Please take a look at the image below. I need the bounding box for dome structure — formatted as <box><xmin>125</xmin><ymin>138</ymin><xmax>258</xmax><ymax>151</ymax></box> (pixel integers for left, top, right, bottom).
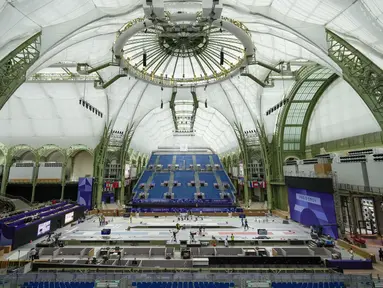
<box><xmin>0</xmin><ymin>0</ymin><xmax>382</xmax><ymax>155</ymax></box>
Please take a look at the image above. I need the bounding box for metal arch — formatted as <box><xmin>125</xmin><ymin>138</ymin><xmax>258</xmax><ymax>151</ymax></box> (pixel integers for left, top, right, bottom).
<box><xmin>67</xmin><ymin>145</ymin><xmax>94</xmax><ymax>158</ymax></box>
<box><xmin>37</xmin><ymin>144</ymin><xmax>65</xmax><ymax>158</ymax></box>
<box><xmin>281</xmin><ymin>67</ymin><xmax>337</xmax><ymax>156</ymax></box>
<box><xmin>0</xmin><ymin>32</ymin><xmax>41</xmax><ymax>110</ymax></box>
<box><xmin>299</xmin><ymin>74</ymin><xmax>339</xmax><ymax>154</ymax></box>
<box><xmin>326</xmin><ymin>30</ymin><xmax>383</xmax><ymax>130</ymax></box>
<box><xmin>276</xmin><ymin>64</ymin><xmax>321</xmax><ymax>154</ymax></box>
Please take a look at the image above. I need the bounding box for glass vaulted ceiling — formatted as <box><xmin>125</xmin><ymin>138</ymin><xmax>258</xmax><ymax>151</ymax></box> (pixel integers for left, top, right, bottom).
<box><xmin>0</xmin><ymin>0</ymin><xmax>382</xmax><ymax>154</ymax></box>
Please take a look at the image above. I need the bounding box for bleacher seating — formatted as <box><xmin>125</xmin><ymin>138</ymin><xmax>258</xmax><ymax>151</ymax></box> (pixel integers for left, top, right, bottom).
<box><xmin>173</xmin><ymin>171</ymin><xmax>196</xmax><ymax>199</ymax></box>
<box><xmin>132</xmin><ymin>282</ymin><xmax>235</xmax><ymax>288</ymax></box>
<box><xmin>159</xmin><ymin>155</ymin><xmax>173</xmax><ymax>167</ymax></box>
<box><xmin>212</xmin><ymin>154</ymin><xmax>220</xmax><ymax>165</ymax></box>
<box><xmin>148</xmin><ymin>173</ymin><xmax>170</xmax><ymax>198</ymax></box>
<box><xmin>271</xmin><ymin>283</ymin><xmax>344</xmax><ymax>288</ymax></box>
<box><xmin>23</xmin><ymin>282</ymin><xmax>95</xmax><ymax>288</ymax></box>
<box><xmin>195</xmin><ymin>154</ymin><xmax>210</xmax><ymax>167</ymax></box>
<box><xmin>175</xmin><ymin>154</ymin><xmax>193</xmax><ymax>168</ymax></box>
<box><xmin>199</xmin><ymin>172</ymin><xmax>220</xmax><ymax>199</ymax></box>
<box><xmin>135</xmin><ymin>171</ymin><xmax>153</xmax><ymax>189</ymax></box>
<box><xmin>148</xmin><ymin>155</ymin><xmax>157</xmax><ymax>166</ymax></box>
<box><xmin>216</xmin><ymin>170</ymin><xmax>235</xmax><ymax>191</ymax></box>
<box><xmin>133</xmin><ymin>153</ymin><xmax>235</xmax><ymax>210</ymax></box>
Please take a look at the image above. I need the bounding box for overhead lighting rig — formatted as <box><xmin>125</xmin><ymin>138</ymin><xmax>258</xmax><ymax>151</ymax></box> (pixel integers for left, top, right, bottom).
<box><xmin>77</xmin><ymin>63</ymin><xmax>127</xmax><ymax>89</ymax></box>
<box><xmin>79</xmin><ymin>99</ymin><xmax>103</xmax><ymax>118</ymax></box>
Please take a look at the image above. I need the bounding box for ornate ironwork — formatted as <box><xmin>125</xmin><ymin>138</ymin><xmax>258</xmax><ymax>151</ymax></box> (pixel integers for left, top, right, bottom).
<box><xmin>118</xmin><ymin>17</ymin><xmax>248</xmax><ymax>87</ymax></box>
<box><xmin>0</xmin><ymin>32</ymin><xmax>41</xmax><ymax>110</ymax></box>
<box><xmin>327</xmin><ymin>30</ymin><xmax>383</xmax><ymax>129</ymax></box>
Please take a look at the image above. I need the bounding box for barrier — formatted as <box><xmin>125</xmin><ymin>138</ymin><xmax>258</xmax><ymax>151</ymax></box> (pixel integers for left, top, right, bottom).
<box><xmin>325</xmin><ymin>259</ymin><xmax>373</xmax><ymax>270</ymax></box>
<box><xmin>336</xmin><ymin>240</ymin><xmax>376</xmax><ymax>263</ymax></box>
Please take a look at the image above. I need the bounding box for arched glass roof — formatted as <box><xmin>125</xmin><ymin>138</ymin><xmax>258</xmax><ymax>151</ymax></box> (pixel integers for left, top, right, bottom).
<box><xmin>0</xmin><ymin>0</ymin><xmax>382</xmax><ymax>154</ymax></box>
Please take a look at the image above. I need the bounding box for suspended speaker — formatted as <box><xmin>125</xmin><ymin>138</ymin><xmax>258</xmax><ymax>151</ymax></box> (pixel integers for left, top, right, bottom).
<box><xmin>143</xmin><ymin>53</ymin><xmax>147</xmax><ymax>67</ymax></box>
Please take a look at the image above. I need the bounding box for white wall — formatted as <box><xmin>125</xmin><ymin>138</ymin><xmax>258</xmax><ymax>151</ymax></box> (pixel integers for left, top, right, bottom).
<box><xmin>307</xmin><ymin>78</ymin><xmax>381</xmax><ymax>145</ymax></box>
<box><xmin>71</xmin><ymin>151</ymin><xmax>93</xmax><ymax>180</ymax></box>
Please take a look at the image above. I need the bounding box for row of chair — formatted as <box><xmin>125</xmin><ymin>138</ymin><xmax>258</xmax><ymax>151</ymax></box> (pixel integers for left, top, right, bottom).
<box><xmin>23</xmin><ymin>282</ymin><xmax>95</xmax><ymax>288</ymax></box>
<box><xmin>132</xmin><ymin>282</ymin><xmax>235</xmax><ymax>288</ymax></box>
<box><xmin>271</xmin><ymin>282</ymin><xmax>345</xmax><ymax>288</ymax></box>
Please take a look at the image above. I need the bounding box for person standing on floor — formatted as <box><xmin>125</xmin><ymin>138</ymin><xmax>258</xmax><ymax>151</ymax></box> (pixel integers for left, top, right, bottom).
<box><xmin>379</xmin><ymin>248</ymin><xmax>383</xmax><ymax>261</ymax></box>
<box><xmin>244</xmin><ymin>218</ymin><xmax>249</xmax><ymax>230</ymax></box>
<box><xmin>349</xmin><ymin>248</ymin><xmax>354</xmax><ymax>260</ymax></box>
<box><xmin>224</xmin><ymin>236</ymin><xmax>229</xmax><ymax>247</ymax></box>
<box><xmin>231</xmin><ymin>233</ymin><xmax>235</xmax><ymax>246</ymax></box>
<box><xmin>130</xmin><ymin>214</ymin><xmax>133</xmax><ymax>224</ymax></box>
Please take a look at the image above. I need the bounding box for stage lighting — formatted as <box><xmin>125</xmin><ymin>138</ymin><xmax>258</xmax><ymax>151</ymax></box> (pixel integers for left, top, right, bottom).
<box><xmin>143</xmin><ymin>52</ymin><xmax>147</xmax><ymax>67</ymax></box>
<box><xmin>220</xmin><ymin>49</ymin><xmax>224</xmax><ymax>65</ymax></box>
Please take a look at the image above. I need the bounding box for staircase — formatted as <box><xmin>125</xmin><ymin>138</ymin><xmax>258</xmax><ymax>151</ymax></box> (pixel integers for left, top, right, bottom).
<box><xmin>308</xmin><ymin>240</ymin><xmax>317</xmax><ymax>248</ymax></box>
<box><xmin>155</xmin><ymin>155</ymin><xmax>160</xmax><ymax>166</ymax></box>
<box><xmin>192</xmin><ymin>155</ymin><xmax>197</xmax><ymax>169</ymax></box>
<box><xmin>145</xmin><ymin>172</ymin><xmax>155</xmax><ymax>197</ymax></box>
<box><xmin>209</xmin><ymin>155</ymin><xmax>215</xmax><ymax>169</ymax></box>
<box><xmin>194</xmin><ymin>171</ymin><xmax>201</xmax><ymax>194</ymax></box>
<box><xmin>172</xmin><ymin>155</ymin><xmax>176</xmax><ymax>168</ymax></box>
<box><xmin>169</xmin><ymin>171</ymin><xmax>175</xmax><ymax>194</ymax></box>
<box><xmin>213</xmin><ymin>171</ymin><xmax>225</xmax><ymax>193</ymax></box>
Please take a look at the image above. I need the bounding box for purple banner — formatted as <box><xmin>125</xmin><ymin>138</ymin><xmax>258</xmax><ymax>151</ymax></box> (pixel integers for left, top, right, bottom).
<box><xmin>77</xmin><ymin>177</ymin><xmax>93</xmax><ymax>210</ymax></box>
<box><xmin>288</xmin><ymin>187</ymin><xmax>338</xmax><ymax>239</ymax></box>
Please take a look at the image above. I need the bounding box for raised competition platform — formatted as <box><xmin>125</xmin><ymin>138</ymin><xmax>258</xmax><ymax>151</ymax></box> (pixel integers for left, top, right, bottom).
<box><xmin>59</xmin><ymin>215</ymin><xmax>312</xmax><ymax>246</ymax></box>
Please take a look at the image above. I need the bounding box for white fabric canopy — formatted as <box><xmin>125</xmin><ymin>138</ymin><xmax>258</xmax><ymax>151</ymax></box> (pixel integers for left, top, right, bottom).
<box><xmin>0</xmin><ymin>0</ymin><xmax>382</xmax><ymax>154</ymax></box>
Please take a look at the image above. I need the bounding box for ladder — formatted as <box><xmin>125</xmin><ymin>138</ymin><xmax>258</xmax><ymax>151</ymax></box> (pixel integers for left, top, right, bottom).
<box><xmin>194</xmin><ymin>171</ymin><xmax>200</xmax><ymax>194</ymax></box>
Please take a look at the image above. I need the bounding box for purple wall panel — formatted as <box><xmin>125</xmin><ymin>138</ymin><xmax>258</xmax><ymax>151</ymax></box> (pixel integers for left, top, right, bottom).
<box><xmin>77</xmin><ymin>177</ymin><xmax>93</xmax><ymax>210</ymax></box>
<box><xmin>288</xmin><ymin>187</ymin><xmax>338</xmax><ymax>239</ymax></box>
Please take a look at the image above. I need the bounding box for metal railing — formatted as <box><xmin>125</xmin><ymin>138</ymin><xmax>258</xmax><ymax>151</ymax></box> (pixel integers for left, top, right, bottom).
<box><xmin>0</xmin><ymin>272</ymin><xmax>374</xmax><ymax>288</ymax></box>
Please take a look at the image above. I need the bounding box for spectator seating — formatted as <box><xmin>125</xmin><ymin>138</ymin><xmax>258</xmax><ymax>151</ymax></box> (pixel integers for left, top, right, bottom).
<box><xmin>132</xmin><ymin>282</ymin><xmax>235</xmax><ymax>288</ymax></box>
<box><xmin>271</xmin><ymin>283</ymin><xmax>344</xmax><ymax>288</ymax></box>
<box><xmin>199</xmin><ymin>172</ymin><xmax>221</xmax><ymax>199</ymax></box>
<box><xmin>173</xmin><ymin>171</ymin><xmax>196</xmax><ymax>199</ymax></box>
<box><xmin>195</xmin><ymin>154</ymin><xmax>210</xmax><ymax>167</ymax></box>
<box><xmin>136</xmin><ymin>171</ymin><xmax>153</xmax><ymax>187</ymax></box>
<box><xmin>212</xmin><ymin>154</ymin><xmax>220</xmax><ymax>165</ymax></box>
<box><xmin>175</xmin><ymin>154</ymin><xmax>194</xmax><ymax>168</ymax></box>
<box><xmin>216</xmin><ymin>171</ymin><xmax>235</xmax><ymax>191</ymax></box>
<box><xmin>148</xmin><ymin>173</ymin><xmax>170</xmax><ymax>198</ymax></box>
<box><xmin>159</xmin><ymin>155</ymin><xmax>173</xmax><ymax>167</ymax></box>
<box><xmin>23</xmin><ymin>282</ymin><xmax>95</xmax><ymax>288</ymax></box>
<box><xmin>148</xmin><ymin>155</ymin><xmax>157</xmax><ymax>166</ymax></box>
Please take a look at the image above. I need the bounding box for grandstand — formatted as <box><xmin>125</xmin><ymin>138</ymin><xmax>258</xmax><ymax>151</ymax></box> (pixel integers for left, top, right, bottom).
<box><xmin>132</xmin><ymin>153</ymin><xmax>235</xmax><ymax>211</ymax></box>
<box><xmin>1</xmin><ymin>0</ymin><xmax>383</xmax><ymax>286</ymax></box>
